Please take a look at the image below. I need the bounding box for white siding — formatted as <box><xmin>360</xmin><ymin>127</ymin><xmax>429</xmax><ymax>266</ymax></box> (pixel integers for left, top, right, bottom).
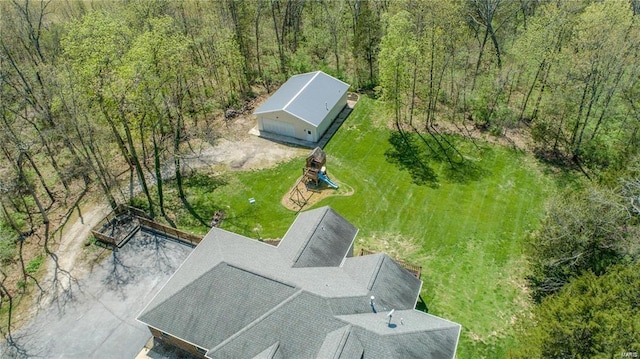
<box><xmin>261</xmin><ymin>118</ymin><xmax>296</xmax><ymax>138</ymax></box>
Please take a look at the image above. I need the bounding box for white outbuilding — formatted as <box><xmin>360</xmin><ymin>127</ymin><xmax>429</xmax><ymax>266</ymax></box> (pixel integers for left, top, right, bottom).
<box><xmin>254</xmin><ymin>71</ymin><xmax>350</xmax><ymax>143</ymax></box>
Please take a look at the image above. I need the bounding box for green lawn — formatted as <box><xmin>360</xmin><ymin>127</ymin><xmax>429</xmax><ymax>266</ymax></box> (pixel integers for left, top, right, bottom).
<box><xmin>169</xmin><ymin>95</ymin><xmax>552</xmax><ymax>357</ymax></box>
<box><xmin>320</xmin><ymin>98</ymin><xmax>551</xmax><ymax>357</ymax></box>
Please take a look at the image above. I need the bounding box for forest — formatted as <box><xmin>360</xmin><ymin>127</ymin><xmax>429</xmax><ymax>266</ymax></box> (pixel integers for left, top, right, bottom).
<box><xmin>1</xmin><ymin>0</ymin><xmax>640</xmax><ymax>357</ymax></box>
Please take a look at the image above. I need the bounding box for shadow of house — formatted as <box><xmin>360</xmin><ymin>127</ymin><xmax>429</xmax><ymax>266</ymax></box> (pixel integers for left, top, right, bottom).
<box><xmin>137</xmin><ymin>206</ymin><xmax>461</xmax><ymax>359</ymax></box>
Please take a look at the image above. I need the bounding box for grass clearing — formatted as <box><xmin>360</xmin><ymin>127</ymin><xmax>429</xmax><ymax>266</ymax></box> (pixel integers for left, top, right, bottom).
<box><xmin>319</xmin><ymin>97</ymin><xmax>551</xmax><ymax>357</ymax></box>
<box><xmin>160</xmin><ymin>95</ymin><xmax>552</xmax><ymax>357</ymax></box>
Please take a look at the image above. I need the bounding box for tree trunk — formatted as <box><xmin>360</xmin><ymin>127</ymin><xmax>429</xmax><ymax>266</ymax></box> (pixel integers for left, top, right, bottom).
<box><xmin>116</xmin><ymin>102</ymin><xmax>155</xmax><ymax>218</ymax></box>
<box><xmin>519</xmin><ymin>59</ymin><xmax>545</xmax><ymax>121</ymax></box>
<box><xmin>152</xmin><ymin>122</ymin><xmax>176</xmax><ymax>227</ymax></box>
<box><xmin>271</xmin><ymin>0</ymin><xmax>287</xmax><ymax>76</ymax></box>
<box><xmin>487</xmin><ymin>21</ymin><xmax>502</xmax><ymax>68</ymax></box>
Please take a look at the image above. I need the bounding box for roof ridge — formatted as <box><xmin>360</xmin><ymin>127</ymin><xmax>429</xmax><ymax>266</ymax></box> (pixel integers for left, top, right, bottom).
<box><xmin>225</xmin><ymin>263</ymin><xmax>297</xmax><ymax>289</ymax></box>
<box><xmin>289</xmin><ymin>206</ymin><xmax>329</xmax><ymax>266</ymax></box>
<box><xmin>137</xmin><ymin>231</ymin><xmax>229</xmax><ymax>320</ymax></box>
<box><xmin>331</xmin><ymin>325</ymin><xmax>353</xmax><ymax>359</ymax></box>
<box><xmin>136</xmin><ymin>262</ymin><xmax>230</xmax><ymax>345</ymax></box>
<box><xmin>281</xmin><ymin>71</ymin><xmax>321</xmax><ymax>111</ymax></box>
<box><xmin>208</xmin><ymin>290</ymin><xmax>305</xmax><ymax>355</ymax></box>
<box><xmin>368</xmin><ymin>322</ymin><xmax>462</xmax><ymax>337</ymax></box>
<box><xmin>365</xmin><ymin>254</ymin><xmax>385</xmax><ymax>290</ymax></box>
<box><xmin>137</xmin><ymin>255</ymin><xmax>226</xmax><ymax>317</ymax></box>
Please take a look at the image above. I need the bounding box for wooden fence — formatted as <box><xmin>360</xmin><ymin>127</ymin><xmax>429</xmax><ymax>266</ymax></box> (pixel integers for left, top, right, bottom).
<box><xmin>91</xmin><ymin>204</ymin><xmax>202</xmax><ymax>248</ymax></box>
<box><xmin>114</xmin><ymin>204</ymin><xmax>151</xmax><ymax>219</ymax></box>
<box><xmin>138</xmin><ymin>217</ymin><xmax>203</xmax><ymax>247</ymax></box>
<box><xmin>92</xmin><ymin>231</ymin><xmax>117</xmax><ymax>247</ymax></box>
<box><xmin>359</xmin><ymin>248</ymin><xmax>422</xmax><ymax>279</ymax></box>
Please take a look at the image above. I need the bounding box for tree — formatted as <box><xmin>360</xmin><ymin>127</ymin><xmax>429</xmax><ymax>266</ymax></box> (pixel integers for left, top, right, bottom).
<box><xmin>517</xmin><ymin>1</ymin><xmax>640</xmax><ymax>171</ymax></box>
<box><xmin>466</xmin><ymin>0</ymin><xmax>517</xmax><ymax>83</ymax></box>
<box><xmin>526</xmin><ymin>186</ymin><xmax>639</xmax><ymax>302</ymax></box>
<box><xmin>566</xmin><ymin>1</ymin><xmax>637</xmax><ymax>164</ymax></box>
<box><xmin>378</xmin><ymin>10</ymin><xmax>419</xmax><ymax>126</ymax></box>
<box><xmin>0</xmin><ymin>0</ymin><xmax>86</xmax><ymax>195</ymax></box>
<box><xmin>121</xmin><ymin>14</ymin><xmax>208</xmax><ymax>226</ymax></box>
<box><xmin>225</xmin><ymin>0</ymin><xmax>254</xmax><ymax>92</ymax></box>
<box><xmin>62</xmin><ymin>10</ymin><xmax>159</xmax><ymax>216</ymax></box>
<box><xmin>513</xmin><ymin>263</ymin><xmax>640</xmax><ymax>358</ymax></box>
<box><xmin>351</xmin><ymin>0</ymin><xmax>381</xmax><ymax>89</ymax></box>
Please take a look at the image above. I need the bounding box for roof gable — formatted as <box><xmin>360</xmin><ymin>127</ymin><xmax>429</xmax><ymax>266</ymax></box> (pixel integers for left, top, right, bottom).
<box><xmin>316</xmin><ymin>325</ymin><xmax>364</xmax><ymax>359</ymax></box>
<box><xmin>253</xmin><ymin>72</ymin><xmax>317</xmax><ymax>114</ymax></box>
<box><xmin>342</xmin><ymin>253</ymin><xmax>422</xmax><ymax>310</ymax></box>
<box><xmin>337</xmin><ymin>310</ymin><xmax>461</xmax><ymax>359</ymax></box>
<box><xmin>138</xmin><ymin>263</ymin><xmax>297</xmax><ymax>349</ymax></box>
<box><xmin>252</xmin><ymin>342</ymin><xmax>283</xmax><ymax>359</ymax></box>
<box><xmin>254</xmin><ymin>71</ymin><xmax>349</xmax><ymax>127</ymax></box>
<box><xmin>278</xmin><ymin>206</ymin><xmax>358</xmax><ymax>268</ymax></box>
<box><xmin>208</xmin><ymin>292</ymin><xmax>346</xmax><ymax>359</ymax></box>
<box><xmin>368</xmin><ymin>255</ymin><xmax>422</xmax><ymax>309</ymax></box>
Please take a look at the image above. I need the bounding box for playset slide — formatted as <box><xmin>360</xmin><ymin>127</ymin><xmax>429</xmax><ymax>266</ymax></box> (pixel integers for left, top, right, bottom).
<box><xmin>317</xmin><ymin>172</ymin><xmax>339</xmax><ymax>189</ymax></box>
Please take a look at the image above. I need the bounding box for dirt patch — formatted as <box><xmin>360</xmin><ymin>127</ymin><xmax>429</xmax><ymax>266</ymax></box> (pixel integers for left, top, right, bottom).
<box><xmin>184</xmin><ymin>136</ymin><xmax>307</xmax><ymax>173</ymax></box>
<box><xmin>184</xmin><ymin>97</ymin><xmax>308</xmax><ymax>173</ymax></box>
<box><xmin>383</xmin><ymin>114</ymin><xmax>532</xmax><ymax>154</ymax></box>
<box><xmin>356</xmin><ymin>232</ymin><xmax>423</xmax><ymax>260</ymax></box>
<box><xmin>281</xmin><ymin>174</ymin><xmax>354</xmax><ymax>212</ymax></box>
<box><xmin>431</xmin><ymin>119</ymin><xmax>532</xmax><ymax>152</ymax></box>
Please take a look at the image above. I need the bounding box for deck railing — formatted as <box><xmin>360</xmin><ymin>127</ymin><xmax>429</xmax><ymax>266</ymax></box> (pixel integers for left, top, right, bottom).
<box><xmin>359</xmin><ymin>248</ymin><xmax>422</xmax><ymax>279</ymax></box>
<box><xmin>92</xmin><ymin>205</ymin><xmax>202</xmax><ymax>248</ymax></box>
<box><xmin>137</xmin><ymin>217</ymin><xmax>203</xmax><ymax>247</ymax></box>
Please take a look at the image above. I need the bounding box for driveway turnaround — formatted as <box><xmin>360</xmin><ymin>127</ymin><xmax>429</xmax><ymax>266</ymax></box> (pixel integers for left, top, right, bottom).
<box><xmin>2</xmin><ymin>231</ymin><xmax>193</xmax><ymax>359</ymax></box>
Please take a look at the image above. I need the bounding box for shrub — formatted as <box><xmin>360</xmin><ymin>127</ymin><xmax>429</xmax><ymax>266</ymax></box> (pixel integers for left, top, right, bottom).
<box><xmin>0</xmin><ymin>226</ymin><xmax>17</xmax><ymax>265</ymax></box>
<box><xmin>26</xmin><ymin>254</ymin><xmax>44</xmax><ymax>274</ymax></box>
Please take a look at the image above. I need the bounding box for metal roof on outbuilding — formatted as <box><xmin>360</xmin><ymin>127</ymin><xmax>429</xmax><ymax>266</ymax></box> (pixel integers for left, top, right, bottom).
<box><xmin>254</xmin><ymin>71</ymin><xmax>350</xmax><ymax>127</ymax></box>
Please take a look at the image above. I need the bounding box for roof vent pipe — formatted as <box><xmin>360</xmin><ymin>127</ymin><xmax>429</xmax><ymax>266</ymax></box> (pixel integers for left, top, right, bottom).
<box><xmin>387</xmin><ymin>309</ymin><xmax>395</xmax><ymax>327</ymax></box>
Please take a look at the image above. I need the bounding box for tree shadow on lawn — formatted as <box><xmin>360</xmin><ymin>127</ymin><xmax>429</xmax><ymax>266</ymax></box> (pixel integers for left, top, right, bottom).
<box><xmin>169</xmin><ymin>172</ymin><xmax>229</xmax><ymax>230</ymax></box>
<box><xmin>385</xmin><ymin>131</ymin><xmax>487</xmax><ymax>186</ymax></box>
<box><xmin>219</xmin><ymin>204</ymin><xmax>263</xmax><ymax>239</ymax></box>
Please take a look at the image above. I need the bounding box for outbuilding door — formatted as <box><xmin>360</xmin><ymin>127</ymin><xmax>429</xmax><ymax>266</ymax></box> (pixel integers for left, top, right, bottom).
<box><xmin>262</xmin><ymin>119</ymin><xmax>296</xmax><ymax>138</ymax></box>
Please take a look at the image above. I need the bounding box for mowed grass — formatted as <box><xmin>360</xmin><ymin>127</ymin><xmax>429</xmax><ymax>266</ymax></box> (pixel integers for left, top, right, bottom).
<box><xmin>170</xmin><ymin>95</ymin><xmax>551</xmax><ymax>357</ymax></box>
<box><xmin>319</xmin><ymin>97</ymin><xmax>551</xmax><ymax>357</ymax></box>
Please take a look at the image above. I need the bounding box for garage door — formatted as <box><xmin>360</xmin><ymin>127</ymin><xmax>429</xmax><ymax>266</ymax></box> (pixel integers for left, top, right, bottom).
<box><xmin>262</xmin><ymin>119</ymin><xmax>296</xmax><ymax>138</ymax></box>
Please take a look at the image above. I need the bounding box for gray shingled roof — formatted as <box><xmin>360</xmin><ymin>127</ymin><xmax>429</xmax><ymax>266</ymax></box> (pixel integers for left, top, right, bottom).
<box><xmin>253</xmin><ymin>71</ymin><xmax>350</xmax><ymax>127</ymax></box>
<box><xmin>337</xmin><ymin>310</ymin><xmax>461</xmax><ymax>359</ymax></box>
<box><xmin>208</xmin><ymin>291</ymin><xmax>346</xmax><ymax>358</ymax></box>
<box><xmin>137</xmin><ymin>206</ymin><xmax>461</xmax><ymax>359</ymax></box>
<box><xmin>252</xmin><ymin>342</ymin><xmax>282</xmax><ymax>359</ymax></box>
<box><xmin>368</xmin><ymin>255</ymin><xmax>423</xmax><ymax>309</ymax></box>
<box><xmin>278</xmin><ymin>206</ymin><xmax>358</xmax><ymax>267</ymax></box>
<box><xmin>138</xmin><ymin>263</ymin><xmax>297</xmax><ymax>349</ymax></box>
<box><xmin>316</xmin><ymin>325</ymin><xmax>364</xmax><ymax>359</ymax></box>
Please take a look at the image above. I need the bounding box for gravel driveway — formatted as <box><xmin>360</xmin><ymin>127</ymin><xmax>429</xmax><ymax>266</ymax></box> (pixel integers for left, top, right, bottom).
<box><xmin>1</xmin><ymin>232</ymin><xmax>193</xmax><ymax>359</ymax></box>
